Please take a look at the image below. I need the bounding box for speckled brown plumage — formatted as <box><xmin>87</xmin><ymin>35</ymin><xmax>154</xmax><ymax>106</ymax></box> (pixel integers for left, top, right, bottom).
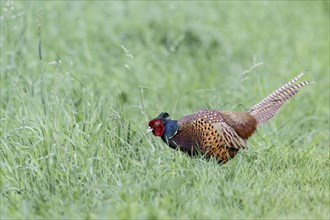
<box><xmin>166</xmin><ymin>110</ymin><xmax>255</xmax><ymax>162</ymax></box>
<box><xmin>148</xmin><ymin>73</ymin><xmax>314</xmax><ymax>163</ymax></box>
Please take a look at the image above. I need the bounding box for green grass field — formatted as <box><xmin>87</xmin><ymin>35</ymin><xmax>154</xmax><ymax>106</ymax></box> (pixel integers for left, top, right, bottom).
<box><xmin>1</xmin><ymin>1</ymin><xmax>329</xmax><ymax>219</ymax></box>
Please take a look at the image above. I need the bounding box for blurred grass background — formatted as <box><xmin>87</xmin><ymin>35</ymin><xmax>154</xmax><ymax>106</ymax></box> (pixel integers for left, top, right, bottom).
<box><xmin>1</xmin><ymin>1</ymin><xmax>329</xmax><ymax>219</ymax></box>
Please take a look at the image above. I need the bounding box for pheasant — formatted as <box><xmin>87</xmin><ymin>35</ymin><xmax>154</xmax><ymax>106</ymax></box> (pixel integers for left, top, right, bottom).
<box><xmin>147</xmin><ymin>73</ymin><xmax>314</xmax><ymax>163</ymax></box>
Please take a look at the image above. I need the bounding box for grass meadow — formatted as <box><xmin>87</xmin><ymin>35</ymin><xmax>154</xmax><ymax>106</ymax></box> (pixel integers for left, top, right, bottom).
<box><xmin>1</xmin><ymin>1</ymin><xmax>329</xmax><ymax>219</ymax></box>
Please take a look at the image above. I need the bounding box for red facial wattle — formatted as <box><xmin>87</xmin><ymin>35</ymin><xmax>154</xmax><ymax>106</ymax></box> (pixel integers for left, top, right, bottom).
<box><xmin>148</xmin><ymin>119</ymin><xmax>165</xmax><ymax>136</ymax></box>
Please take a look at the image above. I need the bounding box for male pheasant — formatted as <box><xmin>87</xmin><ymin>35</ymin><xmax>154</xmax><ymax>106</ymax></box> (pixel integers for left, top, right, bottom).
<box><xmin>147</xmin><ymin>73</ymin><xmax>314</xmax><ymax>163</ymax></box>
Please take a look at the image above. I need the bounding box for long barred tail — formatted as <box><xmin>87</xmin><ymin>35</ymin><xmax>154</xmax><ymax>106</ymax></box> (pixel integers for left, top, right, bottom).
<box><xmin>248</xmin><ymin>72</ymin><xmax>314</xmax><ymax>126</ymax></box>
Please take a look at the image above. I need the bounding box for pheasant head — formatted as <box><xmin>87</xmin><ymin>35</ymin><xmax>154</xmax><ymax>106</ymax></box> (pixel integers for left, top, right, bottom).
<box><xmin>147</xmin><ymin>112</ymin><xmax>178</xmax><ymax>141</ymax></box>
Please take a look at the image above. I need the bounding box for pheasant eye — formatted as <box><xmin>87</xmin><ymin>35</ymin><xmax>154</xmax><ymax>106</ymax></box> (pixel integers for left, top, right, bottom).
<box><xmin>155</xmin><ymin>122</ymin><xmax>160</xmax><ymax>126</ymax></box>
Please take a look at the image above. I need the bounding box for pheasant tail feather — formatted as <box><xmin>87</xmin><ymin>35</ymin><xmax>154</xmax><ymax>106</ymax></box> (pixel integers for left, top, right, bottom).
<box><xmin>248</xmin><ymin>72</ymin><xmax>314</xmax><ymax>126</ymax></box>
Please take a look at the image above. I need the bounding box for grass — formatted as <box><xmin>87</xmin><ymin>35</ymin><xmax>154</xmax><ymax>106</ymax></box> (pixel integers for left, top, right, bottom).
<box><xmin>1</xmin><ymin>1</ymin><xmax>329</xmax><ymax>219</ymax></box>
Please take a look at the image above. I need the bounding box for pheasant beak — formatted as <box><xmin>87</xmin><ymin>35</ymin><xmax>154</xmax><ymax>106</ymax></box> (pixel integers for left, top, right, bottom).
<box><xmin>146</xmin><ymin>127</ymin><xmax>153</xmax><ymax>134</ymax></box>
